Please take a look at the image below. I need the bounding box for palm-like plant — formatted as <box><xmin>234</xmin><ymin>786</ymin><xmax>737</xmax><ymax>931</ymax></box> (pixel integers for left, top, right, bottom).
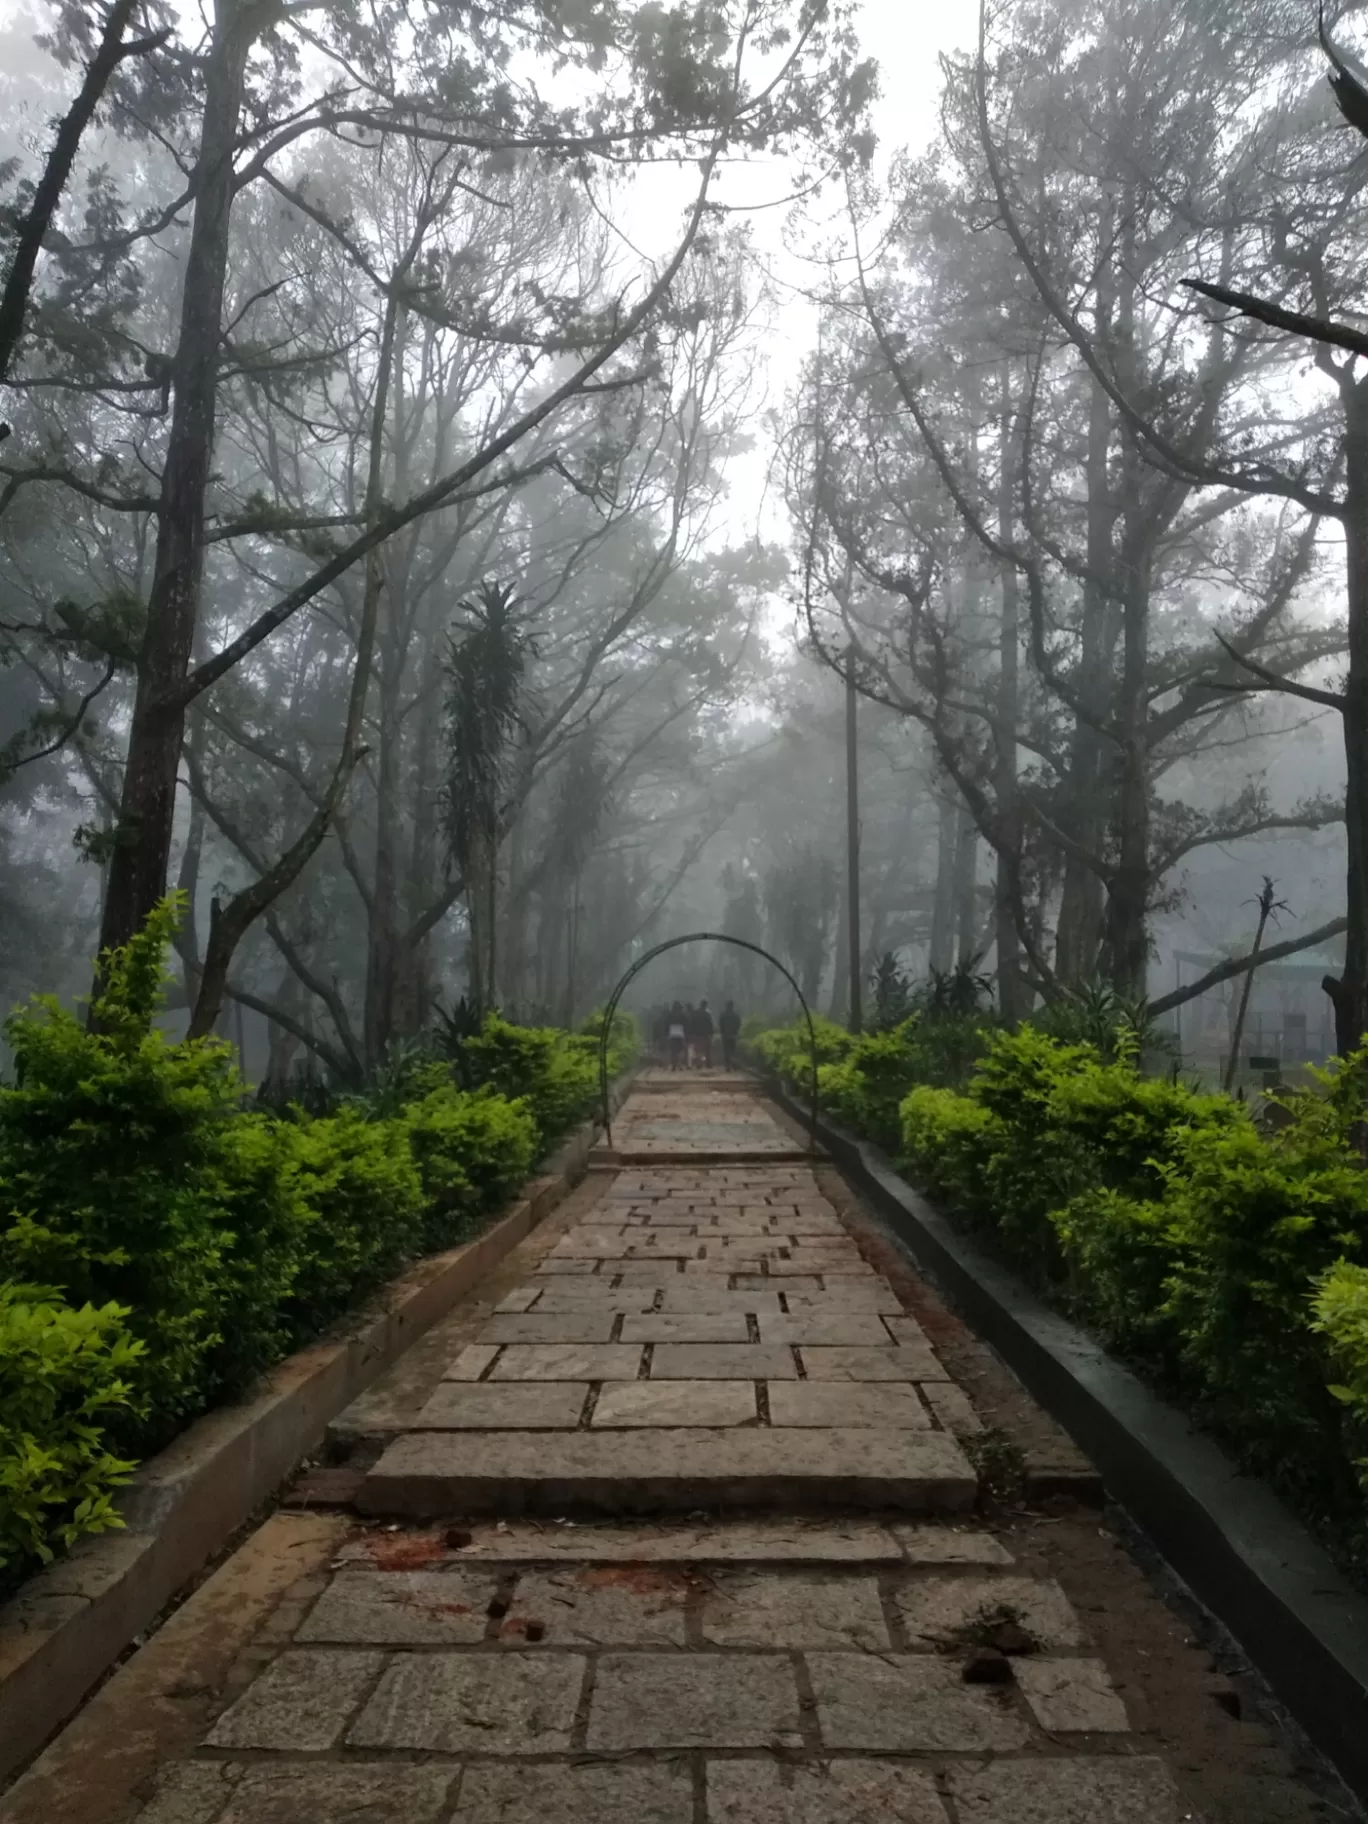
<box><xmin>442</xmin><ymin>582</ymin><xmax>536</xmax><ymax>1013</ymax></box>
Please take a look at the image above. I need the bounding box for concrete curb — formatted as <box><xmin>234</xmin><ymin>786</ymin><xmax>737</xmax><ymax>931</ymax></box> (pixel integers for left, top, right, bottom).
<box><xmin>0</xmin><ymin>1069</ymin><xmax>636</xmax><ymax>1787</ymax></box>
<box><xmin>762</xmin><ymin>1071</ymin><xmax>1368</xmax><ymax>1800</ymax></box>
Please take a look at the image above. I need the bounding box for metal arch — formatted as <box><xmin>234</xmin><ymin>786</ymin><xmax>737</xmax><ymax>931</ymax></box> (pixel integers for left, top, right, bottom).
<box><xmin>596</xmin><ymin>931</ymin><xmax>821</xmax><ymax>1152</ymax></box>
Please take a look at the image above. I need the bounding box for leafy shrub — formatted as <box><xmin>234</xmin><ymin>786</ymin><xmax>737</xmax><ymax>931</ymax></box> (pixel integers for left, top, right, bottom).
<box><xmin>750</xmin><ymin>1015</ymin><xmax>853</xmax><ymax>1089</ymax></box>
<box><xmin>0</xmin><ymin>902</ymin><xmax>304</xmax><ymax>1446</ymax></box>
<box><xmin>439</xmin><ymin>1012</ymin><xmax>630</xmax><ymax>1153</ymax></box>
<box><xmin>1156</xmin><ymin>1104</ymin><xmax>1368</xmax><ymax>1500</ymax></box>
<box><xmin>287</xmin><ymin>1112</ymin><xmax>426</xmax><ymax>1331</ymax></box>
<box><xmin>403</xmin><ymin>1088</ymin><xmax>537</xmax><ymax>1249</ymax></box>
<box><xmin>0</xmin><ymin>1284</ymin><xmax>144</xmax><ymax>1583</ymax></box>
<box><xmin>1312</xmin><ymin>1260</ymin><xmax>1368</xmax><ymax>1500</ymax></box>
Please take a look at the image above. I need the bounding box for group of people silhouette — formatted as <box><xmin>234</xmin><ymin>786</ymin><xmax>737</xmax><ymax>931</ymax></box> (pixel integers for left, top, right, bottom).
<box><xmin>649</xmin><ymin>999</ymin><xmax>742</xmax><ymax>1071</ymax></box>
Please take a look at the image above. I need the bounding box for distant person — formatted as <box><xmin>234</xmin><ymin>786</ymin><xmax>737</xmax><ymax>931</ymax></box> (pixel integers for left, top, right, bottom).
<box><xmin>693</xmin><ymin>998</ymin><xmax>715</xmax><ymax>1069</ymax></box>
<box><xmin>719</xmin><ymin>1000</ymin><xmax>741</xmax><ymax>1070</ymax></box>
<box><xmin>651</xmin><ymin>1004</ymin><xmax>670</xmax><ymax>1062</ymax></box>
<box><xmin>668</xmin><ymin>1001</ymin><xmax>687</xmax><ymax>1071</ymax></box>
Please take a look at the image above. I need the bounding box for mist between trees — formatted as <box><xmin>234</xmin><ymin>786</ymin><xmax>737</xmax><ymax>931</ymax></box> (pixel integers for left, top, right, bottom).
<box><xmin>2</xmin><ymin>0</ymin><xmax>1368</xmax><ymax>1084</ymax></box>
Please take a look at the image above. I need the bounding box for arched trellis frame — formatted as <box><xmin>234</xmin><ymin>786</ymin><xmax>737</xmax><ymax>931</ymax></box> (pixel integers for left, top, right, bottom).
<box><xmin>597</xmin><ymin>932</ymin><xmax>820</xmax><ymax>1152</ymax></box>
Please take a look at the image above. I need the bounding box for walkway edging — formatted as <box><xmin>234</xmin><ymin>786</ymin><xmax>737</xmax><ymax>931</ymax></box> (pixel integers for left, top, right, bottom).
<box><xmin>0</xmin><ymin>1072</ymin><xmax>635</xmax><ymax>1789</ymax></box>
<box><xmin>762</xmin><ymin>1071</ymin><xmax>1368</xmax><ymax>1800</ymax></box>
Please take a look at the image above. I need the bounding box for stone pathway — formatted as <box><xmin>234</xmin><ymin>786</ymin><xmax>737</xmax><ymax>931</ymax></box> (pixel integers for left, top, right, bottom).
<box><xmin>9</xmin><ymin>1076</ymin><xmax>1347</xmax><ymax>1824</ymax></box>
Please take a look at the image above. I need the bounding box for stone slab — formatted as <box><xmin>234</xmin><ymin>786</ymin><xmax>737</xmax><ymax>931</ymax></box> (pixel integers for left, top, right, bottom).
<box><xmin>444</xmin><ymin>1345</ymin><xmax>500</xmax><ymax>1381</ymax></box>
<box><xmin>204</xmin><ymin>1649</ymin><xmax>382</xmax><ymax>1751</ymax></box>
<box><xmin>136</xmin><ymin>1763</ymin><xmax>458</xmax><ymax>1824</ymax></box>
<box><xmin>359</xmin><ymin>1427</ymin><xmax>978</xmax><ymax>1517</ymax></box>
<box><xmin>1014</xmin><ymin>1655</ymin><xmax>1130</xmax><ymax>1731</ymax></box>
<box><xmin>947</xmin><ymin>1757</ymin><xmax>1186</xmax><ymax>1824</ymax></box>
<box><xmin>758</xmin><ymin>1314</ymin><xmax>892</xmax><ymax>1346</ymax></box>
<box><xmin>347</xmin><ymin>1651</ymin><xmax>584</xmax><ymax>1752</ymax></box>
<box><xmin>706</xmin><ymin>1760</ymin><xmax>948</xmax><ymax>1824</ymax></box>
<box><xmin>733</xmin><ymin>1273</ymin><xmax>823</xmax><ymax>1292</ymax></box>
<box><xmin>768</xmin><ymin>1383</ymin><xmax>931</xmax><ymax>1429</ymax></box>
<box><xmin>783</xmin><ymin>1286</ymin><xmax>904</xmax><ymax>1314</ymax></box>
<box><xmin>620</xmin><ymin>1313</ymin><xmax>750</xmax><ymax>1343</ymax></box>
<box><xmin>923</xmin><ymin>1383</ymin><xmax>985</xmax><ymax>1433</ymax></box>
<box><xmin>369</xmin><ymin>1520</ymin><xmax>905</xmax><ymax>1563</ymax></box>
<box><xmin>650</xmin><ymin>1344</ymin><xmax>797</xmax><ymax>1380</ymax></box>
<box><xmin>893</xmin><ymin>1526</ymin><xmax>1014</xmax><ymax>1565</ymax></box>
<box><xmin>490</xmin><ymin>1344</ymin><xmax>644</xmax><ymax>1382</ymax></box>
<box><xmin>412</xmin><ymin>1382</ymin><xmax>587</xmax><ymax>1429</ymax></box>
<box><xmin>797</xmin><ymin>1346</ymin><xmax>946</xmax><ymax>1381</ymax></box>
<box><xmin>296</xmin><ymin>1569</ymin><xmax>496</xmax><ymax>1645</ymax></box>
<box><xmin>481</xmin><ymin>1313</ymin><xmax>616</xmax><ymax>1344</ymax></box>
<box><xmin>455</xmin><ymin>1762</ymin><xmax>694</xmax><ymax>1824</ymax></box>
<box><xmin>894</xmin><ymin>1574</ymin><xmax>1084</xmax><ymax>1649</ymax></box>
<box><xmin>659</xmin><ymin>1287</ymin><xmax>783</xmax><ymax>1313</ymax></box>
<box><xmin>586</xmin><ymin>1651</ymin><xmax>802</xmax><ymax>1749</ymax></box>
<box><xmin>699</xmin><ymin>1570</ymin><xmax>888</xmax><ymax>1649</ymax></box>
<box><xmin>501</xmin><ymin>1566</ymin><xmax>690</xmax><ymax>1645</ymax></box>
<box><xmin>806</xmin><ymin>1652</ymin><xmax>1030</xmax><ymax>1751</ymax></box>
<box><xmin>592</xmin><ymin>1380</ymin><xmax>758</xmax><ymax>1428</ymax></box>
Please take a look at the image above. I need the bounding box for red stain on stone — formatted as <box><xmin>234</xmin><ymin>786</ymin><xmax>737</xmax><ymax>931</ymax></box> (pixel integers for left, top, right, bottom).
<box><xmin>357</xmin><ymin>1530</ymin><xmax>451</xmax><ymax>1571</ymax></box>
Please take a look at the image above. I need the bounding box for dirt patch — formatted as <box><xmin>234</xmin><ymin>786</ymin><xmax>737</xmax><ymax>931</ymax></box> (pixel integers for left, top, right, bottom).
<box><xmin>349</xmin><ymin>1527</ymin><xmax>452</xmax><ymax>1572</ymax></box>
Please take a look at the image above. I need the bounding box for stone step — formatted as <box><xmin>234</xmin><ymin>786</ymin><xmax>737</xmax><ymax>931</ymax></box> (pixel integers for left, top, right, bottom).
<box><xmin>594</xmin><ymin>1148</ymin><xmax>820</xmax><ymax>1167</ymax></box>
<box><xmin>356</xmin><ymin>1427</ymin><xmax>977</xmax><ymax>1520</ymax></box>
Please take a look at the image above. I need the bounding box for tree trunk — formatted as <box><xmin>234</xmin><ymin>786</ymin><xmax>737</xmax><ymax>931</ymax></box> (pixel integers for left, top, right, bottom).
<box><xmin>95</xmin><ymin>0</ymin><xmax>256</xmax><ymax>969</ymax></box>
<box><xmin>845</xmin><ymin>656</ymin><xmax>862</xmax><ymax>1033</ymax></box>
<box><xmin>1326</xmin><ymin>378</ymin><xmax>1368</xmax><ymax>1055</ymax></box>
<box><xmin>952</xmin><ymin>802</ymin><xmax>978</xmax><ymax>965</ymax></box>
<box><xmin>995</xmin><ymin>366</ymin><xmax>1026</xmax><ymax>1019</ymax></box>
<box><xmin>929</xmin><ymin>790</ymin><xmax>957</xmax><ymax>973</ymax></box>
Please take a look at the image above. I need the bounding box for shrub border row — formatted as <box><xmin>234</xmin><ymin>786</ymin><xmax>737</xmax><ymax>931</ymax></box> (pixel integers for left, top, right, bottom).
<box><xmin>0</xmin><ymin>1068</ymin><xmax>636</xmax><ymax>1788</ymax></box>
<box><xmin>761</xmin><ymin>1067</ymin><xmax>1368</xmax><ymax>1801</ymax></box>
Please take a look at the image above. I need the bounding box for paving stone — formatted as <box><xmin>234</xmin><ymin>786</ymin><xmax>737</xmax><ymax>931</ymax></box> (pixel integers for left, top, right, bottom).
<box><xmin>481</xmin><ymin>1312</ymin><xmax>617</xmax><ymax>1344</ymax></box>
<box><xmin>296</xmin><ymin>1569</ymin><xmax>497</xmax><ymax>1643</ymax></box>
<box><xmin>895</xmin><ymin>1574</ymin><xmax>1084</xmax><ymax>1649</ymax></box>
<box><xmin>414</xmin><ymin>1519</ymin><xmax>905</xmax><ymax>1560</ymax></box>
<box><xmin>592</xmin><ymin>1379</ymin><xmax>758</xmax><ymax>1427</ymax></box>
<box><xmin>490</xmin><ymin>1343</ymin><xmax>644</xmax><ymax>1381</ymax></box>
<box><xmin>222</xmin><ymin>1766</ymin><xmax>455</xmax><ymax>1824</ymax></box>
<box><xmin>360</xmin><ymin>1427</ymin><xmax>977</xmax><ymax>1517</ymax></box>
<box><xmin>501</xmin><ymin>1565</ymin><xmax>690</xmax><ymax>1644</ymax></box>
<box><xmin>884</xmin><ymin>1315</ymin><xmax>934</xmax><ymax>1347</ymax></box>
<box><xmin>659</xmin><ymin>1286</ymin><xmax>783</xmax><ymax>1313</ymax></box>
<box><xmin>455</xmin><ymin>1762</ymin><xmax>695</xmax><ymax>1824</ymax></box>
<box><xmin>529</xmin><ymin>1282</ymin><xmax>654</xmax><ymax>1309</ymax></box>
<box><xmin>807</xmin><ymin>1652</ymin><xmax>1030</xmax><ymax>1751</ymax></box>
<box><xmin>784</xmin><ymin>1285</ymin><xmax>904</xmax><ymax>1314</ymax></box>
<box><xmin>733</xmin><ymin>1272</ymin><xmax>823</xmax><ymax>1292</ymax></box>
<box><xmin>347</xmin><ymin>1651</ymin><xmax>584</xmax><ymax>1751</ymax></box>
<box><xmin>798</xmin><ymin>1345</ymin><xmax>945</xmax><ymax>1381</ymax></box>
<box><xmin>204</xmin><ymin>1649</ymin><xmax>383</xmax><ymax>1750</ymax></box>
<box><xmin>443</xmin><ymin>1344</ymin><xmax>500</xmax><ymax>1381</ymax></box>
<box><xmin>947</xmin><ymin>1757</ymin><xmax>1186</xmax><ymax>1824</ymax></box>
<box><xmin>495</xmin><ymin>1288</ymin><xmax>543</xmax><ymax>1312</ymax></box>
<box><xmin>1015</xmin><ymin>1656</ymin><xmax>1130</xmax><ymax>1731</ymax></box>
<box><xmin>923</xmin><ymin>1382</ymin><xmax>985</xmax><ymax>1433</ymax></box>
<box><xmin>621</xmin><ymin>1312</ymin><xmax>750</xmax><ymax>1343</ymax></box>
<box><xmin>699</xmin><ymin>1569</ymin><xmax>888</xmax><ymax>1648</ymax></box>
<box><xmin>587</xmin><ymin>1651</ymin><xmax>802</xmax><ymax>1749</ymax></box>
<box><xmin>534</xmin><ymin>1258</ymin><xmax>602</xmax><ymax>1275</ymax></box>
<box><xmin>613</xmin><ymin>1261</ymin><xmax>685</xmax><ymax>1281</ymax></box>
<box><xmin>651</xmin><ymin>1343</ymin><xmax>797</xmax><ymax>1379</ymax></box>
<box><xmin>759</xmin><ymin>1313</ymin><xmax>892</xmax><ymax>1346</ymax></box>
<box><xmin>706</xmin><ymin>1759</ymin><xmax>948</xmax><ymax>1824</ymax></box>
<box><xmin>769</xmin><ymin>1383</ymin><xmax>931</xmax><ymax>1428</ymax></box>
<box><xmin>412</xmin><ymin>1382</ymin><xmax>588</xmax><ymax>1428</ymax></box>
<box><xmin>134</xmin><ymin>1764</ymin><xmax>239</xmax><ymax>1824</ymax></box>
<box><xmin>894</xmin><ymin>1526</ymin><xmax>1014</xmax><ymax>1564</ymax></box>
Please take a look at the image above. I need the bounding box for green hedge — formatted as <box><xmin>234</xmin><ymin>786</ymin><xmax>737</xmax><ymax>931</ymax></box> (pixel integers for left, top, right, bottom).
<box><xmin>0</xmin><ymin>903</ymin><xmax>635</xmax><ymax>1588</ymax></box>
<box><xmin>757</xmin><ymin>1008</ymin><xmax>1368</xmax><ymax>1578</ymax></box>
